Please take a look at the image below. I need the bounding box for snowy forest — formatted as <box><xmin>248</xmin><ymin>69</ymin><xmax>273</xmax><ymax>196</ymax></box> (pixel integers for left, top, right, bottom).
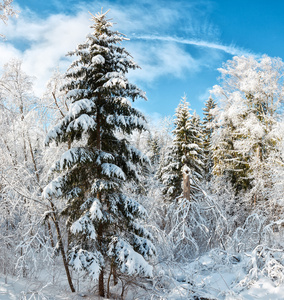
<box><xmin>2</xmin><ymin>5</ymin><xmax>284</xmax><ymax>300</ymax></box>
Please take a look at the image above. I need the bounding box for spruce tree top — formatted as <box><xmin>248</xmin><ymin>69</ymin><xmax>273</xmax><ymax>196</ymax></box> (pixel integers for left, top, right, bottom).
<box><xmin>45</xmin><ymin>10</ymin><xmax>147</xmax><ymax>147</ymax></box>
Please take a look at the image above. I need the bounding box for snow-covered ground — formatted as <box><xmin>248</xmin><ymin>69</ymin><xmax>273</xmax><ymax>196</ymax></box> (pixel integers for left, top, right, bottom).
<box><xmin>2</xmin><ymin>249</ymin><xmax>284</xmax><ymax>300</ymax></box>
<box><xmin>155</xmin><ymin>248</ymin><xmax>284</xmax><ymax>300</ymax></box>
<box><xmin>0</xmin><ymin>276</ymin><xmax>89</xmax><ymax>300</ymax></box>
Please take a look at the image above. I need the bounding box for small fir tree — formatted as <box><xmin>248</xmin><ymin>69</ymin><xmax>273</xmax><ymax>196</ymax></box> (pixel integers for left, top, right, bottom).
<box><xmin>186</xmin><ymin>111</ymin><xmax>204</xmax><ymax>180</ymax></box>
<box><xmin>160</xmin><ymin>95</ymin><xmax>204</xmax><ymax>200</ymax></box>
<box><xmin>43</xmin><ymin>10</ymin><xmax>155</xmax><ymax>297</ymax></box>
<box><xmin>160</xmin><ymin>95</ymin><xmax>191</xmax><ymax>199</ymax></box>
<box><xmin>202</xmin><ymin>96</ymin><xmax>217</xmax><ymax>180</ymax></box>
<box><xmin>147</xmin><ymin>133</ymin><xmax>161</xmax><ymax>168</ymax></box>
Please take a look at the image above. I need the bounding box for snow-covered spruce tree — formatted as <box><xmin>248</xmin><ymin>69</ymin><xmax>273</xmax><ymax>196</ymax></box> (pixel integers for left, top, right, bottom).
<box><xmin>160</xmin><ymin>96</ymin><xmax>204</xmax><ymax>200</ymax></box>
<box><xmin>202</xmin><ymin>96</ymin><xmax>217</xmax><ymax>180</ymax></box>
<box><xmin>160</xmin><ymin>95</ymin><xmax>191</xmax><ymax>199</ymax></box>
<box><xmin>43</xmin><ymin>11</ymin><xmax>155</xmax><ymax>297</ymax></box>
<box><xmin>186</xmin><ymin>111</ymin><xmax>204</xmax><ymax>179</ymax></box>
<box><xmin>147</xmin><ymin>133</ymin><xmax>161</xmax><ymax>169</ymax></box>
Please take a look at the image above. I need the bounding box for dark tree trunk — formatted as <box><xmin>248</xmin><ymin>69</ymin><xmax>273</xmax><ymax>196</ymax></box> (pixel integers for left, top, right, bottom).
<box><xmin>50</xmin><ymin>201</ymin><xmax>75</xmax><ymax>293</ymax></box>
<box><xmin>53</xmin><ymin>216</ymin><xmax>76</xmax><ymax>292</ymax></box>
<box><xmin>99</xmin><ymin>267</ymin><xmax>105</xmax><ymax>297</ymax></box>
<box><xmin>98</xmin><ymin>222</ymin><xmax>105</xmax><ymax>297</ymax></box>
<box><xmin>47</xmin><ymin>220</ymin><xmax>55</xmax><ymax>248</ymax></box>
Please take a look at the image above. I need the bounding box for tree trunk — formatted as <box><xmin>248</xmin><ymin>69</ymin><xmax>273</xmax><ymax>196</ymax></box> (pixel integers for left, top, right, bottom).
<box><xmin>107</xmin><ymin>262</ymin><xmax>118</xmax><ymax>298</ymax></box>
<box><xmin>53</xmin><ymin>216</ymin><xmax>75</xmax><ymax>292</ymax></box>
<box><xmin>99</xmin><ymin>267</ymin><xmax>105</xmax><ymax>297</ymax></box>
<box><xmin>183</xmin><ymin>169</ymin><xmax>191</xmax><ymax>201</ymax></box>
<box><xmin>47</xmin><ymin>220</ymin><xmax>55</xmax><ymax>248</ymax></box>
<box><xmin>113</xmin><ymin>266</ymin><xmax>118</xmax><ymax>285</ymax></box>
<box><xmin>96</xmin><ymin>107</ymin><xmax>105</xmax><ymax>297</ymax></box>
<box><xmin>50</xmin><ymin>201</ymin><xmax>75</xmax><ymax>293</ymax></box>
<box><xmin>98</xmin><ymin>221</ymin><xmax>105</xmax><ymax>297</ymax></box>
<box><xmin>107</xmin><ymin>265</ymin><xmax>112</xmax><ymax>298</ymax></box>
<box><xmin>96</xmin><ymin>110</ymin><xmax>101</xmax><ymax>150</ymax></box>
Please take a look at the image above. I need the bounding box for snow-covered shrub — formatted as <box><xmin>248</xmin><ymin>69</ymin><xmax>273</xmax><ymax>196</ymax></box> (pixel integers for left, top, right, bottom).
<box><xmin>225</xmin><ymin>213</ymin><xmax>284</xmax><ymax>290</ymax></box>
<box><xmin>239</xmin><ymin>245</ymin><xmax>284</xmax><ymax>288</ymax></box>
<box><xmin>164</xmin><ymin>186</ymin><xmax>227</xmax><ymax>261</ymax></box>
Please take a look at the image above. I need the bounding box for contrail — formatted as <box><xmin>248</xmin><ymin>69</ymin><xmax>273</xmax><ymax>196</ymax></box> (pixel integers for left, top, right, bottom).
<box><xmin>133</xmin><ymin>35</ymin><xmax>254</xmax><ymax>57</ymax></box>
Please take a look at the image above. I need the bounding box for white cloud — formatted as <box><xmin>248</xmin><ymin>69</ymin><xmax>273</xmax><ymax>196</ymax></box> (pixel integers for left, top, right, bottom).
<box><xmin>0</xmin><ymin>42</ymin><xmax>21</xmax><ymax>62</ymax></box>
<box><xmin>0</xmin><ymin>8</ymin><xmax>91</xmax><ymax>95</ymax></box>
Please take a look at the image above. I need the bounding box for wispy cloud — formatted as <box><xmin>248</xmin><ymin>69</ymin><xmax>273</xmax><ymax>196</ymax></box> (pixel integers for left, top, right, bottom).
<box><xmin>134</xmin><ymin>35</ymin><xmax>254</xmax><ymax>57</ymax></box>
<box><xmin>127</xmin><ymin>41</ymin><xmax>200</xmax><ymax>84</ymax></box>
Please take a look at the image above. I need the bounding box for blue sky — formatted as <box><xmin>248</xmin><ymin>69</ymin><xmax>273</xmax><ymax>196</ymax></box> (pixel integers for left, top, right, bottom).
<box><xmin>0</xmin><ymin>0</ymin><xmax>283</xmax><ymax>121</ymax></box>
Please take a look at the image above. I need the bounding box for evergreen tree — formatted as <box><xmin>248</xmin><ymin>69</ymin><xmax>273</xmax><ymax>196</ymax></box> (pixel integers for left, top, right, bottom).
<box><xmin>186</xmin><ymin>111</ymin><xmax>204</xmax><ymax>180</ymax></box>
<box><xmin>202</xmin><ymin>96</ymin><xmax>217</xmax><ymax>180</ymax></box>
<box><xmin>147</xmin><ymin>133</ymin><xmax>161</xmax><ymax>169</ymax></box>
<box><xmin>212</xmin><ymin>113</ymin><xmax>251</xmax><ymax>192</ymax></box>
<box><xmin>43</xmin><ymin>11</ymin><xmax>155</xmax><ymax>297</ymax></box>
<box><xmin>160</xmin><ymin>95</ymin><xmax>191</xmax><ymax>199</ymax></box>
<box><xmin>160</xmin><ymin>95</ymin><xmax>204</xmax><ymax>200</ymax></box>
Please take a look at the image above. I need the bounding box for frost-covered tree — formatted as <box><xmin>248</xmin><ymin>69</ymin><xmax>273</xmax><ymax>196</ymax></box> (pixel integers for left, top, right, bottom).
<box><xmin>147</xmin><ymin>133</ymin><xmax>161</xmax><ymax>168</ymax></box>
<box><xmin>154</xmin><ymin>116</ymin><xmax>174</xmax><ymax>177</ymax></box>
<box><xmin>211</xmin><ymin>55</ymin><xmax>284</xmax><ymax>199</ymax></box>
<box><xmin>43</xmin><ymin>10</ymin><xmax>155</xmax><ymax>297</ymax></box>
<box><xmin>0</xmin><ymin>59</ymin><xmax>49</xmax><ymax>279</ymax></box>
<box><xmin>43</xmin><ymin>68</ymin><xmax>70</xmax><ymax>125</ymax></box>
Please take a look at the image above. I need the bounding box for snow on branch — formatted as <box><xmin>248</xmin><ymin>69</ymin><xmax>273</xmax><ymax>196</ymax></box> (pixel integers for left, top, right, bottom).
<box><xmin>92</xmin><ymin>178</ymin><xmax>120</xmax><ymax>193</ymax></box>
<box><xmin>108</xmin><ymin>237</ymin><xmax>153</xmax><ymax>277</ymax></box>
<box><xmin>133</xmin><ymin>235</ymin><xmax>156</xmax><ymax>260</ymax></box>
<box><xmin>127</xmin><ymin>144</ymin><xmax>150</xmax><ymax>164</ymax></box>
<box><xmin>92</xmin><ymin>54</ymin><xmax>105</xmax><ymax>65</ymax></box>
<box><xmin>69</xmin><ymin>248</ymin><xmax>104</xmax><ymax>281</ymax></box>
<box><xmin>95</xmin><ymin>150</ymin><xmax>114</xmax><ymax>165</ymax></box>
<box><xmin>68</xmin><ymin>98</ymin><xmax>95</xmax><ymax>117</ymax></box>
<box><xmin>44</xmin><ymin>118</ymin><xmax>66</xmax><ymax>145</ymax></box>
<box><xmin>71</xmin><ymin>215</ymin><xmax>97</xmax><ymax>240</ymax></box>
<box><xmin>67</xmin><ymin>114</ymin><xmax>96</xmax><ymax>133</ymax></box>
<box><xmin>0</xmin><ymin>0</ymin><xmax>18</xmax><ymax>26</ymax></box>
<box><xmin>90</xmin><ymin>198</ymin><xmax>104</xmax><ymax>221</ymax></box>
<box><xmin>52</xmin><ymin>147</ymin><xmax>94</xmax><ymax>171</ymax></box>
<box><xmin>103</xmin><ymin>72</ymin><xmax>127</xmax><ymax>89</ymax></box>
<box><xmin>119</xmin><ymin>194</ymin><xmax>148</xmax><ymax>220</ymax></box>
<box><xmin>42</xmin><ymin>175</ymin><xmax>66</xmax><ymax>200</ymax></box>
<box><xmin>101</xmin><ymin>163</ymin><xmax>126</xmax><ymax>180</ymax></box>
